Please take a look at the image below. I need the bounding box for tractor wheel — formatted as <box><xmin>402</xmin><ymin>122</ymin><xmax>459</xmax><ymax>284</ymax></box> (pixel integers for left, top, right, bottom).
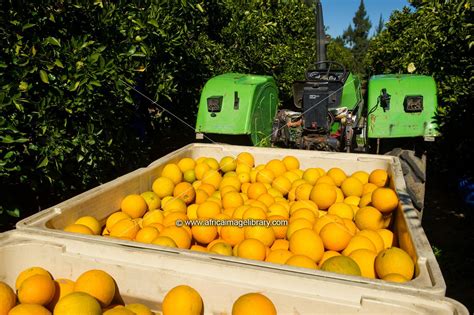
<box><xmin>384</xmin><ymin>148</ymin><xmax>426</xmax><ymax>215</ymax></box>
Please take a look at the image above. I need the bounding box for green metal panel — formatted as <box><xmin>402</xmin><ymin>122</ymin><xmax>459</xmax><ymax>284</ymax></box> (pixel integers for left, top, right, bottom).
<box><xmin>195</xmin><ymin>73</ymin><xmax>279</xmax><ymax>146</ymax></box>
<box><xmin>367</xmin><ymin>74</ymin><xmax>439</xmax><ymax>138</ymax></box>
<box><xmin>340</xmin><ymin>73</ymin><xmax>362</xmax><ymax>110</ymax></box>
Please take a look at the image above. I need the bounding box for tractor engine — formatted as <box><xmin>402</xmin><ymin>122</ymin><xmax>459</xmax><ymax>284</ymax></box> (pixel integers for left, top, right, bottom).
<box><xmin>271</xmin><ymin>62</ymin><xmax>359</xmax><ymax>152</ymax></box>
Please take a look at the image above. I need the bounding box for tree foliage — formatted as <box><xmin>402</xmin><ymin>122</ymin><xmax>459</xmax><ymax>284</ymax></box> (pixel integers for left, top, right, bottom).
<box><xmin>367</xmin><ymin>0</ymin><xmax>474</xmax><ymax>177</ymax></box>
<box><xmin>0</xmin><ymin>0</ymin><xmax>316</xmax><ymax>222</ymax></box>
<box><xmin>342</xmin><ymin>0</ymin><xmax>372</xmax><ymax>75</ymax></box>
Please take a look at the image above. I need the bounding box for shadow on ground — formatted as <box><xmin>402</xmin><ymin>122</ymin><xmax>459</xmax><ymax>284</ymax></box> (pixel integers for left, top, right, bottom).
<box><xmin>423</xmin><ymin>171</ymin><xmax>474</xmax><ymax>312</ymax></box>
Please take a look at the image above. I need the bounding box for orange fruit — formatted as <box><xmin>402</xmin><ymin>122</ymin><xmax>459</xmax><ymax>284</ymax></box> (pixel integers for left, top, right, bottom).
<box><xmin>310</xmin><ymin>183</ymin><xmax>337</xmax><ymax>210</ymax></box>
<box><xmin>237</xmin><ymin>238</ymin><xmax>267</xmax><ymax>261</ymax></box>
<box><xmin>341</xmin><ymin>177</ymin><xmax>363</xmax><ymax>197</ymax></box>
<box><xmin>327</xmin><ymin>168</ymin><xmax>347</xmax><ymax>186</ymax></box>
<box><xmin>244</xmin><ymin>226</ymin><xmax>275</xmax><ymax>247</ymax></box>
<box><xmin>74</xmin><ymin>216</ymin><xmax>101</xmax><ymax>235</ymax></box>
<box><xmin>192</xmin><ymin>223</ymin><xmax>218</xmax><ymax>244</ymax></box>
<box><xmin>282</xmin><ymin>156</ymin><xmax>300</xmax><ymax>170</ymax></box>
<box><xmin>257</xmin><ymin>193</ymin><xmax>275</xmax><ymax>207</ymax></box>
<box><xmin>268</xmin><ymin>215</ymin><xmax>289</xmax><ymax>239</ymax></box>
<box><xmin>302</xmin><ymin>168</ymin><xmax>321</xmax><ymax>185</ymax></box>
<box><xmin>285</xmin><ymin>255</ymin><xmax>319</xmax><ymax>269</ymax></box>
<box><xmin>369</xmin><ymin>169</ymin><xmax>388</xmax><ymax>187</ymax></box>
<box><xmin>242</xmin><ymin>207</ymin><xmax>267</xmax><ymax>220</ymax></box>
<box><xmin>321</xmin><ymin>256</ymin><xmax>361</xmax><ymax>276</ymax></box>
<box><xmin>220</xmin><ymin>226</ymin><xmax>245</xmax><ymax>246</ymax></box>
<box><xmin>161</xmin><ymin>163</ymin><xmax>183</xmax><ymax>184</ymax></box>
<box><xmin>268</xmin><ymin>203</ymin><xmax>289</xmax><ymax>218</ymax></box>
<box><xmin>375</xmin><ymin>247</ymin><xmax>415</xmax><ymax>280</ymax></box>
<box><xmin>290</xmin><ymin>200</ymin><xmax>318</xmax><ymax>214</ymax></box>
<box><xmin>286</xmin><ymin>218</ymin><xmax>313</xmax><ymax>239</ymax></box>
<box><xmin>256</xmin><ymin>169</ymin><xmax>275</xmax><ymax>184</ymax></box>
<box><xmin>289</xmin><ymin>228</ymin><xmax>324</xmax><ymax>262</ymax></box>
<box><xmin>342</xmin><ymin>218</ymin><xmax>357</xmax><ymax>236</ymax></box>
<box><xmin>289</xmin><ymin>208</ymin><xmax>317</xmax><ymax>224</ymax></box>
<box><xmin>351</xmin><ymin>171</ymin><xmax>369</xmax><ymax>185</ymax></box>
<box><xmin>236</xmin><ymin>152</ymin><xmax>255</xmax><ymax>168</ymax></box>
<box><xmin>265</xmin><ymin>159</ymin><xmax>287</xmax><ymax>177</ymax></box>
<box><xmin>382</xmin><ymin>273</ymin><xmax>410</xmax><ymax>283</ymax></box>
<box><xmin>194</xmin><ymin>189</ymin><xmax>209</xmax><ymax>204</ymax></box>
<box><xmin>362</xmin><ymin>182</ymin><xmax>378</xmax><ymax>195</ymax></box>
<box><xmin>359</xmin><ymin>192</ymin><xmax>373</xmax><ymax>207</ymax></box>
<box><xmin>162</xmin><ymin>212</ymin><xmax>188</xmax><ymax>227</ymax></box>
<box><xmin>295</xmin><ymin>183</ymin><xmax>313</xmax><ymax>201</ymax></box>
<box><xmin>270</xmin><ymin>239</ymin><xmax>290</xmax><ymax>251</ymax></box>
<box><xmin>64</xmin><ymin>224</ymin><xmax>94</xmax><ymax>235</ymax></box>
<box><xmin>140</xmin><ymin>191</ymin><xmax>161</xmax><ymax>211</ymax></box>
<box><xmin>320</xmin><ymin>222</ymin><xmax>352</xmax><ymax>251</ymax></box>
<box><xmin>220</xmin><ymin>176</ymin><xmax>242</xmax><ymax>191</ymax></box>
<box><xmin>74</xmin><ymin>270</ymin><xmax>115</xmax><ymax>307</ymax></box>
<box><xmin>204</xmin><ymin>157</ymin><xmax>219</xmax><ymax>170</ymax></box>
<box><xmin>121</xmin><ymin>194</ymin><xmax>147</xmax><ymax>219</ymax></box>
<box><xmin>318</xmin><ymin>250</ymin><xmax>342</xmax><ymax>267</ymax></box>
<box><xmin>47</xmin><ymin>278</ymin><xmax>75</xmax><ymax>310</ymax></box>
<box><xmin>160</xmin><ymin>226</ymin><xmax>192</xmax><ymax>249</ymax></box>
<box><xmin>105</xmin><ymin>212</ymin><xmax>131</xmax><ymax>231</ymax></box>
<box><xmin>15</xmin><ymin>267</ymin><xmax>51</xmax><ymax>290</ymax></box>
<box><xmin>327</xmin><ymin>202</ymin><xmax>354</xmax><ymax>220</ymax></box>
<box><xmin>377</xmin><ymin>228</ymin><xmax>394</xmax><ymax>249</ymax></box>
<box><xmin>109</xmin><ymin>219</ymin><xmax>140</xmax><ymax>240</ymax></box>
<box><xmin>162</xmin><ymin>285</ymin><xmax>203</xmax><ymax>315</ymax></box>
<box><xmin>371</xmin><ymin>188</ymin><xmax>399</xmax><ymax>213</ymax></box>
<box><xmin>173</xmin><ymin>182</ymin><xmax>195</xmax><ymax>204</ymax></box>
<box><xmin>197</xmin><ymin>201</ymin><xmax>221</xmax><ymax>218</ymax></box>
<box><xmin>17</xmin><ymin>274</ymin><xmax>55</xmax><ymax>305</ymax></box>
<box><xmin>222</xmin><ymin>191</ymin><xmax>244</xmax><ymax>209</ymax></box>
<box><xmin>151</xmin><ymin>236</ymin><xmax>177</xmax><ymax>248</ymax></box>
<box><xmin>349</xmin><ymin>249</ymin><xmax>377</xmax><ymax>279</ymax></box>
<box><xmin>232</xmin><ymin>292</ymin><xmax>276</xmax><ymax>315</ymax></box>
<box><xmin>315</xmin><ymin>175</ymin><xmax>336</xmax><ymax>186</ymax></box>
<box><xmin>208</xmin><ymin>241</ymin><xmax>233</xmax><ymax>256</ymax></box>
<box><xmin>312</xmin><ymin>213</ymin><xmax>344</xmax><ymax>235</ymax></box>
<box><xmin>125</xmin><ymin>303</ymin><xmax>153</xmax><ymax>315</ymax></box>
<box><xmin>283</xmin><ymin>171</ymin><xmax>300</xmax><ymax>183</ymax></box>
<box><xmin>9</xmin><ymin>304</ymin><xmax>52</xmax><ymax>315</ymax></box>
<box><xmin>142</xmin><ymin>210</ymin><xmax>165</xmax><ymax>227</ymax></box>
<box><xmin>135</xmin><ymin>226</ymin><xmax>160</xmax><ymax>243</ymax></box>
<box><xmin>0</xmin><ymin>281</ymin><xmax>16</xmax><ymax>314</ymax></box>
<box><xmin>162</xmin><ymin>197</ymin><xmax>187</xmax><ymax>214</ymax></box>
<box><xmin>190</xmin><ymin>245</ymin><xmax>208</xmax><ymax>252</ymax></box>
<box><xmin>152</xmin><ymin>177</ymin><xmax>175</xmax><ymax>198</ymax></box>
<box><xmin>177</xmin><ymin>157</ymin><xmax>196</xmax><ymax>172</ymax></box>
<box><xmin>194</xmin><ymin>163</ymin><xmax>210</xmax><ymax>180</ymax></box>
<box><xmin>220</xmin><ymin>156</ymin><xmax>237</xmax><ymax>173</ymax></box>
<box><xmin>247</xmin><ymin>182</ymin><xmax>267</xmax><ymax>200</ymax></box>
<box><xmin>265</xmin><ymin>249</ymin><xmax>294</xmax><ymax>264</ymax></box>
<box><xmin>354</xmin><ymin>206</ymin><xmax>384</xmax><ymax>230</ymax></box>
<box><xmin>201</xmin><ymin>169</ymin><xmax>222</xmax><ymax>189</ymax></box>
<box><xmin>342</xmin><ymin>235</ymin><xmax>376</xmax><ymax>256</ymax></box>
<box><xmin>357</xmin><ymin>229</ymin><xmax>385</xmax><ymax>253</ymax></box>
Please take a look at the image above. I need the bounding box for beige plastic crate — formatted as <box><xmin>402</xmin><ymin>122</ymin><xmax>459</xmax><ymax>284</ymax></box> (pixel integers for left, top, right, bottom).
<box><xmin>17</xmin><ymin>143</ymin><xmax>445</xmax><ymax>295</ymax></box>
<box><xmin>0</xmin><ymin>230</ymin><xmax>468</xmax><ymax>314</ymax></box>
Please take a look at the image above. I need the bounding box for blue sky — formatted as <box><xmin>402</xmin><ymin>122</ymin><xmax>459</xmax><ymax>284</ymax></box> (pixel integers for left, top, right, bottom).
<box><xmin>320</xmin><ymin>0</ymin><xmax>411</xmax><ymax>38</ymax></box>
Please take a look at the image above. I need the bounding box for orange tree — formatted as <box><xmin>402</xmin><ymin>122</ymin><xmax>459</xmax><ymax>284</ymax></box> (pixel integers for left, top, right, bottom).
<box><xmin>0</xmin><ymin>0</ymin><xmax>316</xmax><ymax>223</ymax></box>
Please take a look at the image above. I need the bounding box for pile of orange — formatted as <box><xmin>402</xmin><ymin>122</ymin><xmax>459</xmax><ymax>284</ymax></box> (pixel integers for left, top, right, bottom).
<box><xmin>63</xmin><ymin>152</ymin><xmax>415</xmax><ymax>282</ymax></box>
<box><xmin>0</xmin><ymin>266</ymin><xmax>276</xmax><ymax>315</ymax></box>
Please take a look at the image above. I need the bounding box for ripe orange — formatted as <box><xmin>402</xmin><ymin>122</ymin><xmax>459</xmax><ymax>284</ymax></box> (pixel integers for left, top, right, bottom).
<box><xmin>327</xmin><ymin>168</ymin><xmax>347</xmax><ymax>187</ymax></box>
<box><xmin>152</xmin><ymin>176</ymin><xmax>175</xmax><ymax>198</ymax></box>
<box><xmin>351</xmin><ymin>171</ymin><xmax>369</xmax><ymax>185</ymax></box>
<box><xmin>265</xmin><ymin>159</ymin><xmax>287</xmax><ymax>177</ymax></box>
<box><xmin>244</xmin><ymin>226</ymin><xmax>275</xmax><ymax>247</ymax></box>
<box><xmin>354</xmin><ymin>206</ymin><xmax>384</xmax><ymax>230</ymax></box>
<box><xmin>162</xmin><ymin>285</ymin><xmax>203</xmax><ymax>315</ymax></box>
<box><xmin>318</xmin><ymin>250</ymin><xmax>342</xmax><ymax>267</ymax></box>
<box><xmin>0</xmin><ymin>281</ymin><xmax>16</xmax><ymax>314</ymax></box>
<box><xmin>160</xmin><ymin>226</ymin><xmax>192</xmax><ymax>249</ymax></box>
<box><xmin>74</xmin><ymin>216</ymin><xmax>102</xmax><ymax>235</ymax></box>
<box><xmin>310</xmin><ymin>183</ymin><xmax>337</xmax><ymax>210</ymax></box>
<box><xmin>208</xmin><ymin>241</ymin><xmax>233</xmax><ymax>256</ymax></box>
<box><xmin>342</xmin><ymin>235</ymin><xmax>376</xmax><ymax>256</ymax></box>
<box><xmin>220</xmin><ymin>156</ymin><xmax>237</xmax><ymax>173</ymax></box>
<box><xmin>47</xmin><ymin>278</ymin><xmax>75</xmax><ymax>310</ymax></box>
<box><xmin>109</xmin><ymin>218</ymin><xmax>140</xmax><ymax>240</ymax></box>
<box><xmin>321</xmin><ymin>256</ymin><xmax>361</xmax><ymax>276</ymax></box>
<box><xmin>375</xmin><ymin>247</ymin><xmax>415</xmax><ymax>280</ymax></box>
<box><xmin>105</xmin><ymin>212</ymin><xmax>131</xmax><ymax>232</ymax></box>
<box><xmin>151</xmin><ymin>236</ymin><xmax>177</xmax><ymax>248</ymax></box>
<box><xmin>173</xmin><ymin>182</ymin><xmax>195</xmax><ymax>204</ymax></box>
<box><xmin>17</xmin><ymin>274</ymin><xmax>55</xmax><ymax>305</ymax></box>
<box><xmin>247</xmin><ymin>182</ymin><xmax>268</xmax><ymax>200</ymax></box>
<box><xmin>237</xmin><ymin>238</ymin><xmax>267</xmax><ymax>261</ymax></box>
<box><xmin>327</xmin><ymin>202</ymin><xmax>354</xmax><ymax>220</ymax></box>
<box><xmin>191</xmin><ymin>223</ymin><xmax>218</xmax><ymax>245</ymax></box>
<box><xmin>302</xmin><ymin>168</ymin><xmax>321</xmax><ymax>185</ymax></box>
<box><xmin>265</xmin><ymin>249</ymin><xmax>294</xmax><ymax>264</ymax></box>
<box><xmin>341</xmin><ymin>177</ymin><xmax>363</xmax><ymax>197</ymax></box>
<box><xmin>64</xmin><ymin>224</ymin><xmax>94</xmax><ymax>235</ymax></box>
<box><xmin>220</xmin><ymin>226</ymin><xmax>245</xmax><ymax>246</ymax></box>
<box><xmin>222</xmin><ymin>191</ymin><xmax>244</xmax><ymax>209</ymax></box>
<box><xmin>15</xmin><ymin>267</ymin><xmax>51</xmax><ymax>290</ymax></box>
<box><xmin>371</xmin><ymin>187</ymin><xmax>399</xmax><ymax>213</ymax></box>
<box><xmin>285</xmin><ymin>255</ymin><xmax>319</xmax><ymax>269</ymax></box>
<box><xmin>9</xmin><ymin>304</ymin><xmax>52</xmax><ymax>315</ymax></box>
<box><xmin>161</xmin><ymin>163</ymin><xmax>183</xmax><ymax>184</ymax></box>
<box><xmin>74</xmin><ymin>270</ymin><xmax>115</xmax><ymax>307</ymax></box>
<box><xmin>289</xmin><ymin>228</ymin><xmax>324</xmax><ymax>262</ymax></box>
<box><xmin>236</xmin><ymin>152</ymin><xmax>255</xmax><ymax>168</ymax></box>
<box><xmin>319</xmin><ymin>222</ymin><xmax>352</xmax><ymax>251</ymax></box>
<box><xmin>135</xmin><ymin>226</ymin><xmax>160</xmax><ymax>243</ymax></box>
<box><xmin>177</xmin><ymin>157</ymin><xmax>196</xmax><ymax>172</ymax></box>
<box><xmin>232</xmin><ymin>292</ymin><xmax>276</xmax><ymax>315</ymax></box>
<box><xmin>121</xmin><ymin>194</ymin><xmax>147</xmax><ymax>219</ymax></box>
<box><xmin>369</xmin><ymin>169</ymin><xmax>388</xmax><ymax>187</ymax></box>
<box><xmin>286</xmin><ymin>218</ymin><xmax>313</xmax><ymax>239</ymax></box>
<box><xmin>197</xmin><ymin>201</ymin><xmax>221</xmax><ymax>218</ymax></box>
<box><xmin>349</xmin><ymin>249</ymin><xmax>377</xmax><ymax>278</ymax></box>
<box><xmin>282</xmin><ymin>155</ymin><xmax>300</xmax><ymax>170</ymax></box>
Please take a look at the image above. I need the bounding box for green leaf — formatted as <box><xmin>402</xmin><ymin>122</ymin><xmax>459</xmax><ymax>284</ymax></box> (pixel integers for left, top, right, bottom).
<box><xmin>44</xmin><ymin>36</ymin><xmax>61</xmax><ymax>47</ymax></box>
<box><xmin>22</xmin><ymin>23</ymin><xmax>36</xmax><ymax>31</ymax></box>
<box><xmin>6</xmin><ymin>208</ymin><xmax>20</xmax><ymax>218</ymax></box>
<box><xmin>196</xmin><ymin>3</ymin><xmax>204</xmax><ymax>13</ymax></box>
<box><xmin>37</xmin><ymin>156</ymin><xmax>49</xmax><ymax>168</ymax></box>
<box><xmin>54</xmin><ymin>59</ymin><xmax>64</xmax><ymax>68</ymax></box>
<box><xmin>18</xmin><ymin>81</ymin><xmax>28</xmax><ymax>91</ymax></box>
<box><xmin>39</xmin><ymin>70</ymin><xmax>49</xmax><ymax>84</ymax></box>
<box><xmin>148</xmin><ymin>19</ymin><xmax>159</xmax><ymax>28</ymax></box>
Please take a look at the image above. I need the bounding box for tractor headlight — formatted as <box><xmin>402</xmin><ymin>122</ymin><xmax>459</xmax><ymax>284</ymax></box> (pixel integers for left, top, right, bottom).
<box><xmin>207</xmin><ymin>96</ymin><xmax>223</xmax><ymax>112</ymax></box>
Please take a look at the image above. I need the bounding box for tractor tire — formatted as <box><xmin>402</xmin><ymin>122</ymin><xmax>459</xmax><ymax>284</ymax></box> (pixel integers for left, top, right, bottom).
<box><xmin>385</xmin><ymin>148</ymin><xmax>426</xmax><ymax>213</ymax></box>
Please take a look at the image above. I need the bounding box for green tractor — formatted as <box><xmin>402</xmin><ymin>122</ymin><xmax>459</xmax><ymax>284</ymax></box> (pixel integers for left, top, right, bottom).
<box><xmin>194</xmin><ymin>1</ymin><xmax>439</xmax><ymax>212</ymax></box>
